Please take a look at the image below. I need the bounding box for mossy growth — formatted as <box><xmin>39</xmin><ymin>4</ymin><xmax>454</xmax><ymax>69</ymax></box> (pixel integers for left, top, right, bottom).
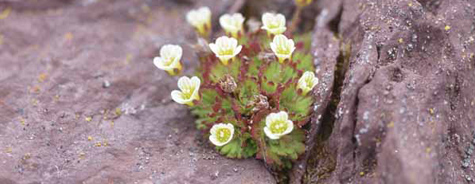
<box><xmin>191</xmin><ymin>31</ymin><xmax>315</xmax><ymax>168</ymax></box>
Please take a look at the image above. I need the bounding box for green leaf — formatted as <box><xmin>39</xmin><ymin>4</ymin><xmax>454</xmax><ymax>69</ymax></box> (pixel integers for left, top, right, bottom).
<box><xmin>280</xmin><ymin>64</ymin><xmax>296</xmax><ymax>83</ymax></box>
<box><xmin>200</xmin><ymin>89</ymin><xmax>218</xmax><ymax>107</ymax></box>
<box><xmin>191</xmin><ymin>89</ymin><xmax>219</xmax><ymax>129</ymax></box>
<box><xmin>221</xmin><ymin>97</ymin><xmax>233</xmax><ymax>115</ymax></box>
<box><xmin>293</xmin><ymin>32</ymin><xmax>312</xmax><ymax>52</ymax></box>
<box><xmin>217</xmin><ymin>135</ymin><xmax>257</xmax><ymax>159</ymax></box>
<box><xmin>280</xmin><ymin>86</ymin><xmax>313</xmax><ymax>121</ymax></box>
<box><xmin>295</xmin><ymin>52</ymin><xmax>314</xmax><ymax>71</ymax></box>
<box><xmin>237</xmin><ymin>79</ymin><xmax>260</xmax><ymax>114</ymax></box>
<box><xmin>264</xmin><ymin>62</ymin><xmax>280</xmax><ymax>81</ymax></box>
<box><xmin>264</xmin><ymin>129</ymin><xmax>306</xmax><ymax>168</ymax></box>
<box><xmin>261</xmin><ymin>62</ymin><xmax>281</xmax><ymax>93</ymax></box>
<box><xmin>248</xmin><ymin>56</ymin><xmax>263</xmax><ymax>76</ymax></box>
<box><xmin>229</xmin><ymin>58</ymin><xmax>241</xmax><ymax>79</ymax></box>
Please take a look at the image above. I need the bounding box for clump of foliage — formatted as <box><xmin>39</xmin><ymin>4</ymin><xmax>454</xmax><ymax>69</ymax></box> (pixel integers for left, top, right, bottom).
<box><xmin>154</xmin><ymin>1</ymin><xmax>318</xmax><ymax>169</ymax></box>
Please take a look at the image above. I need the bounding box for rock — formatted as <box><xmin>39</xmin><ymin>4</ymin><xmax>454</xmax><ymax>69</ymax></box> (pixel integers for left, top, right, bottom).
<box><xmin>289</xmin><ymin>0</ymin><xmax>343</xmax><ymax>182</ymax></box>
<box><xmin>302</xmin><ymin>0</ymin><xmax>475</xmax><ymax>183</ymax></box>
<box><xmin>0</xmin><ymin>1</ymin><xmax>275</xmax><ymax>183</ymax></box>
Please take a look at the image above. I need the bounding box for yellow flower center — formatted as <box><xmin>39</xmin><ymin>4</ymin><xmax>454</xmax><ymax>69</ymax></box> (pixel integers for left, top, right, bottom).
<box><xmin>276</xmin><ymin>44</ymin><xmax>290</xmax><ymax>55</ymax></box>
<box><xmin>305</xmin><ymin>77</ymin><xmax>314</xmax><ymax>88</ymax></box>
<box><xmin>218</xmin><ymin>48</ymin><xmax>234</xmax><ymax>56</ymax></box>
<box><xmin>181</xmin><ymin>86</ymin><xmax>195</xmax><ymax>99</ymax></box>
<box><xmin>163</xmin><ymin>56</ymin><xmax>175</xmax><ymax>66</ymax></box>
<box><xmin>215</xmin><ymin>128</ymin><xmax>232</xmax><ymax>143</ymax></box>
<box><xmin>270</xmin><ymin>120</ymin><xmax>288</xmax><ymax>134</ymax></box>
<box><xmin>267</xmin><ymin>20</ymin><xmax>281</xmax><ymax>29</ymax></box>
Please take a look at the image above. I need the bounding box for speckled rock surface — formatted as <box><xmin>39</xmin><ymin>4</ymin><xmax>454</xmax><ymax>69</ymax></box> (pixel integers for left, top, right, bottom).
<box><xmin>2</xmin><ymin>0</ymin><xmax>475</xmax><ymax>183</ymax></box>
<box><xmin>304</xmin><ymin>0</ymin><xmax>475</xmax><ymax>183</ymax></box>
<box><xmin>0</xmin><ymin>1</ymin><xmax>275</xmax><ymax>183</ymax></box>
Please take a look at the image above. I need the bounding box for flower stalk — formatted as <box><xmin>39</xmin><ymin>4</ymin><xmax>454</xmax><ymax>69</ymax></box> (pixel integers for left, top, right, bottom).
<box><xmin>288</xmin><ymin>7</ymin><xmax>302</xmax><ymax>33</ymax></box>
<box><xmin>289</xmin><ymin>0</ymin><xmax>313</xmax><ymax>33</ymax></box>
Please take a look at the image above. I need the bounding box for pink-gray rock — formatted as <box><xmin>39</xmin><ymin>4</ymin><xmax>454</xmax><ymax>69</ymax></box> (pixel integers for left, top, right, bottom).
<box><xmin>303</xmin><ymin>0</ymin><xmax>475</xmax><ymax>183</ymax></box>
<box><xmin>0</xmin><ymin>1</ymin><xmax>275</xmax><ymax>183</ymax></box>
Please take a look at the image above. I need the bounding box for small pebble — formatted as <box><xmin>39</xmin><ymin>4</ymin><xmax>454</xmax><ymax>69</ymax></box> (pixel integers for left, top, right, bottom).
<box><xmin>103</xmin><ymin>80</ymin><xmax>111</xmax><ymax>88</ymax></box>
<box><xmin>462</xmin><ymin>160</ymin><xmax>470</xmax><ymax>168</ymax></box>
<box><xmin>210</xmin><ymin>171</ymin><xmax>219</xmax><ymax>180</ymax></box>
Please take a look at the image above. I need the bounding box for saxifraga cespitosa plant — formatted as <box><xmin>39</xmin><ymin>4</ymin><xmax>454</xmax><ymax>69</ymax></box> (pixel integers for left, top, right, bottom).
<box><xmin>153</xmin><ymin>0</ymin><xmax>317</xmax><ymax>169</ymax></box>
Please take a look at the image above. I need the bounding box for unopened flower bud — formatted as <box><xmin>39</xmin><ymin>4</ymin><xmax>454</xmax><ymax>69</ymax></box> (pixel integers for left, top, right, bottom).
<box><xmin>219</xmin><ymin>74</ymin><xmax>237</xmax><ymax>93</ymax></box>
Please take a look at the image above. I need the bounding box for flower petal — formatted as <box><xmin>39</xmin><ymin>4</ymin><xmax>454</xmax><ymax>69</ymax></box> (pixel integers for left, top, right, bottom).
<box><xmin>177</xmin><ymin>76</ymin><xmax>192</xmax><ymax>91</ymax></box>
<box><xmin>209</xmin><ymin>123</ymin><xmax>234</xmax><ymax>146</ymax></box>
<box><xmin>190</xmin><ymin>76</ymin><xmax>201</xmax><ymax>100</ymax></box>
<box><xmin>283</xmin><ymin>120</ymin><xmax>294</xmax><ymax>135</ymax></box>
<box><xmin>270</xmin><ymin>42</ymin><xmax>277</xmax><ymax>55</ymax></box>
<box><xmin>210</xmin><ymin>36</ymin><xmax>241</xmax><ymax>64</ymax></box>
<box><xmin>209</xmin><ymin>135</ymin><xmax>226</xmax><ymax>146</ymax></box>
<box><xmin>261</xmin><ymin>13</ymin><xmax>287</xmax><ymax>35</ymax></box>
<box><xmin>234</xmin><ymin>45</ymin><xmax>242</xmax><ymax>56</ymax></box>
<box><xmin>219</xmin><ymin>13</ymin><xmax>244</xmax><ymax>37</ymax></box>
<box><xmin>190</xmin><ymin>76</ymin><xmax>201</xmax><ymax>88</ymax></box>
<box><xmin>278</xmin><ymin>111</ymin><xmax>288</xmax><ymax>120</ymax></box>
<box><xmin>153</xmin><ymin>57</ymin><xmax>166</xmax><ymax>68</ymax></box>
<box><xmin>312</xmin><ymin>77</ymin><xmax>319</xmax><ymax>87</ymax></box>
<box><xmin>210</xmin><ymin>124</ymin><xmax>219</xmax><ymax>136</ymax></box>
<box><xmin>229</xmin><ymin>37</ymin><xmax>238</xmax><ymax>48</ymax></box>
<box><xmin>209</xmin><ymin>43</ymin><xmax>219</xmax><ymax>55</ymax></box>
<box><xmin>171</xmin><ymin>90</ymin><xmax>186</xmax><ymax>104</ymax></box>
<box><xmin>265</xmin><ymin>113</ymin><xmax>274</xmax><ymax>127</ymax></box>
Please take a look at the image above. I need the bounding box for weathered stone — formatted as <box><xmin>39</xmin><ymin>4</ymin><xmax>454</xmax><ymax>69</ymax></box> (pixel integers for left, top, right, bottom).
<box><xmin>303</xmin><ymin>0</ymin><xmax>475</xmax><ymax>183</ymax></box>
<box><xmin>0</xmin><ymin>1</ymin><xmax>275</xmax><ymax>183</ymax></box>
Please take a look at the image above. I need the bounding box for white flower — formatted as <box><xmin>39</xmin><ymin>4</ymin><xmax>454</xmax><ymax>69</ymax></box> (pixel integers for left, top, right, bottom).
<box><xmin>153</xmin><ymin>44</ymin><xmax>183</xmax><ymax>76</ymax></box>
<box><xmin>209</xmin><ymin>36</ymin><xmax>242</xmax><ymax>65</ymax></box>
<box><xmin>261</xmin><ymin>13</ymin><xmax>286</xmax><ymax>36</ymax></box>
<box><xmin>297</xmin><ymin>71</ymin><xmax>319</xmax><ymax>95</ymax></box>
<box><xmin>270</xmin><ymin>34</ymin><xmax>295</xmax><ymax>63</ymax></box>
<box><xmin>219</xmin><ymin>13</ymin><xmax>245</xmax><ymax>38</ymax></box>
<box><xmin>171</xmin><ymin>76</ymin><xmax>201</xmax><ymax>106</ymax></box>
<box><xmin>295</xmin><ymin>0</ymin><xmax>313</xmax><ymax>7</ymax></box>
<box><xmin>186</xmin><ymin>7</ymin><xmax>211</xmax><ymax>37</ymax></box>
<box><xmin>209</xmin><ymin>123</ymin><xmax>235</xmax><ymax>146</ymax></box>
<box><xmin>264</xmin><ymin>111</ymin><xmax>294</xmax><ymax>140</ymax></box>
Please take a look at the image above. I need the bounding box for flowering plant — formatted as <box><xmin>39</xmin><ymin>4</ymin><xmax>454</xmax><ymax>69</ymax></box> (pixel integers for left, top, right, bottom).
<box><xmin>154</xmin><ymin>4</ymin><xmax>317</xmax><ymax>168</ymax></box>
